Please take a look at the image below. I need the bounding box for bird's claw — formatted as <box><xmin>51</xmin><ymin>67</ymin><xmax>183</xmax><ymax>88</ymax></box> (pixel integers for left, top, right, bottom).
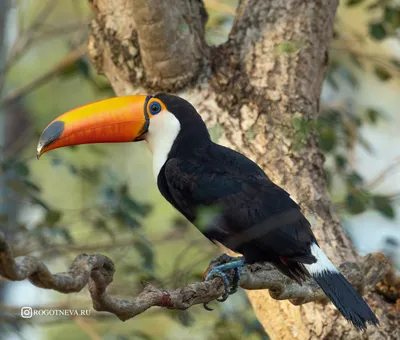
<box><xmin>203</xmin><ymin>302</ymin><xmax>214</xmax><ymax>311</ymax></box>
<box><xmin>202</xmin><ymin>256</ymin><xmax>244</xmax><ymax>311</ymax></box>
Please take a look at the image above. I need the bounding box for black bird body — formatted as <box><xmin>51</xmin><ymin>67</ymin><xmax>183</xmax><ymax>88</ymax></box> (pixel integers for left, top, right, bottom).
<box><xmin>158</xmin><ymin>141</ymin><xmax>317</xmax><ymax>279</ymax></box>
<box><xmin>37</xmin><ymin>92</ymin><xmax>379</xmax><ymax>330</ymax></box>
<box><xmin>156</xmin><ymin>94</ymin><xmax>315</xmax><ymax>271</ymax></box>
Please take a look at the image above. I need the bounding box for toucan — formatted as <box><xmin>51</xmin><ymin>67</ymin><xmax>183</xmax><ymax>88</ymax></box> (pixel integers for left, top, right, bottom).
<box><xmin>37</xmin><ymin>93</ymin><xmax>379</xmax><ymax>330</ymax></box>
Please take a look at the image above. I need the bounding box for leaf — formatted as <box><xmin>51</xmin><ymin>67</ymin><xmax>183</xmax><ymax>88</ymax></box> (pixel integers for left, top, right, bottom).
<box><xmin>369</xmin><ymin>22</ymin><xmax>386</xmax><ymax>40</ymax></box>
<box><xmin>80</xmin><ymin>167</ymin><xmax>100</xmax><ymax>184</ymax></box>
<box><xmin>346</xmin><ymin>171</ymin><xmax>364</xmax><ymax>187</ymax></box>
<box><xmin>118</xmin><ymin>184</ymin><xmax>152</xmax><ymax>216</ymax></box>
<box><xmin>384</xmin><ymin>7</ymin><xmax>396</xmax><ymax>23</ymax></box>
<box><xmin>14</xmin><ymin>162</ymin><xmax>29</xmax><ymax>177</ymax></box>
<box><xmin>113</xmin><ymin>210</ymin><xmax>140</xmax><ymax>229</ymax></box>
<box><xmin>319</xmin><ymin>127</ymin><xmax>337</xmax><ymax>152</ymax></box>
<box><xmin>332</xmin><ymin>29</ymin><xmax>340</xmax><ymax>40</ymax></box>
<box><xmin>358</xmin><ymin>135</ymin><xmax>373</xmax><ymax>153</ymax></box>
<box><xmin>319</xmin><ymin>109</ymin><xmax>341</xmax><ymax>126</ymax></box>
<box><xmin>68</xmin><ymin>164</ymin><xmax>78</xmax><ymax>175</ymax></box>
<box><xmin>51</xmin><ymin>158</ymin><xmax>62</xmax><ymax>167</ymax></box>
<box><xmin>168</xmin><ymin>310</ymin><xmax>195</xmax><ymax>327</ymax></box>
<box><xmin>335</xmin><ymin>154</ymin><xmax>347</xmax><ymax>170</ymax></box>
<box><xmin>134</xmin><ymin>238</ymin><xmax>154</xmax><ymax>271</ymax></box>
<box><xmin>77</xmin><ymin>58</ymin><xmax>90</xmax><ymax>78</ymax></box>
<box><xmin>122</xmin><ymin>195</ymin><xmax>151</xmax><ymax>216</ymax></box>
<box><xmin>59</xmin><ymin>228</ymin><xmax>74</xmax><ymax>243</ymax></box>
<box><xmin>347</xmin><ymin>0</ymin><xmax>365</xmax><ymax>7</ymax></box>
<box><xmin>374</xmin><ymin>66</ymin><xmax>392</xmax><ymax>81</ymax></box>
<box><xmin>59</xmin><ymin>63</ymin><xmax>78</xmax><ymax>77</ymax></box>
<box><xmin>373</xmin><ymin>195</ymin><xmax>395</xmax><ymax>219</ymax></box>
<box><xmin>366</xmin><ymin>108</ymin><xmax>380</xmax><ymax>124</ymax></box>
<box><xmin>346</xmin><ymin>193</ymin><xmax>367</xmax><ymax>214</ymax></box>
<box><xmin>45</xmin><ymin>210</ymin><xmax>62</xmax><ymax>226</ymax></box>
<box><xmin>176</xmin><ymin>310</ymin><xmax>194</xmax><ymax>327</ymax></box>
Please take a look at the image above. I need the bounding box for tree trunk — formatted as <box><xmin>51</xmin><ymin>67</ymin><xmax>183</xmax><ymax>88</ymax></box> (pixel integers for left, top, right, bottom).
<box><xmin>87</xmin><ymin>0</ymin><xmax>399</xmax><ymax>338</ymax></box>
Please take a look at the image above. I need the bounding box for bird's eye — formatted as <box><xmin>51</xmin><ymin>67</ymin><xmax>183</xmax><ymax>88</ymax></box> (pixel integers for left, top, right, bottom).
<box><xmin>149</xmin><ymin>102</ymin><xmax>162</xmax><ymax>115</ymax></box>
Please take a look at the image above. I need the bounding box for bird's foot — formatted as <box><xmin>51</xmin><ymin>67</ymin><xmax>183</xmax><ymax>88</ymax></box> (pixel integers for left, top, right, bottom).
<box><xmin>202</xmin><ymin>254</ymin><xmax>244</xmax><ymax>311</ymax></box>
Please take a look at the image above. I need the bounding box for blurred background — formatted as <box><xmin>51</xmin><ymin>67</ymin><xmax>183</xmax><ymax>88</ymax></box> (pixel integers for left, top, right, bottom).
<box><xmin>0</xmin><ymin>0</ymin><xmax>399</xmax><ymax>339</ymax></box>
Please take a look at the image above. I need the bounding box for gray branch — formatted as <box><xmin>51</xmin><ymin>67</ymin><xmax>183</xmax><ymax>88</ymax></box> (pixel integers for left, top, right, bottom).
<box><xmin>0</xmin><ymin>232</ymin><xmax>391</xmax><ymax>321</ymax></box>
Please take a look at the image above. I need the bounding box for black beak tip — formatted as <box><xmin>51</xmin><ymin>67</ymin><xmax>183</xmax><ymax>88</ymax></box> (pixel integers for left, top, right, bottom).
<box><xmin>36</xmin><ymin>120</ymin><xmax>65</xmax><ymax>159</ymax></box>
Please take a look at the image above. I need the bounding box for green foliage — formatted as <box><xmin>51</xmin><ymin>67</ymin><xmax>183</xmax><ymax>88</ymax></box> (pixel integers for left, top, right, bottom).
<box><xmin>347</xmin><ymin>0</ymin><xmax>366</xmax><ymax>7</ymax></box>
<box><xmin>45</xmin><ymin>210</ymin><xmax>62</xmax><ymax>226</ymax></box>
<box><xmin>369</xmin><ymin>22</ymin><xmax>386</xmax><ymax>40</ymax></box>
<box><xmin>346</xmin><ymin>190</ymin><xmax>369</xmax><ymax>215</ymax></box>
<box><xmin>374</xmin><ymin>65</ymin><xmax>392</xmax><ymax>81</ymax></box>
<box><xmin>316</xmin><ymin>99</ymin><xmax>396</xmax><ymax>219</ymax></box>
<box><xmin>372</xmin><ymin>195</ymin><xmax>395</xmax><ymax>219</ymax></box>
<box><xmin>365</xmin><ymin>108</ymin><xmax>381</xmax><ymax>123</ymax></box>
<box><xmin>317</xmin><ymin>0</ymin><xmax>400</xmax><ymax>219</ymax></box>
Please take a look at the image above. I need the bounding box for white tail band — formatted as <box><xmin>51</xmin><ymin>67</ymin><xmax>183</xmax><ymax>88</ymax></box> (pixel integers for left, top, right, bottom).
<box><xmin>305</xmin><ymin>243</ymin><xmax>338</xmax><ymax>275</ymax></box>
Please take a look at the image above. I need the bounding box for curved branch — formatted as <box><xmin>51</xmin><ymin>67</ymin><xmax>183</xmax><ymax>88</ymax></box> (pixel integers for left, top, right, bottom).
<box><xmin>87</xmin><ymin>0</ymin><xmax>208</xmax><ymax>92</ymax></box>
<box><xmin>0</xmin><ymin>232</ymin><xmax>391</xmax><ymax>321</ymax></box>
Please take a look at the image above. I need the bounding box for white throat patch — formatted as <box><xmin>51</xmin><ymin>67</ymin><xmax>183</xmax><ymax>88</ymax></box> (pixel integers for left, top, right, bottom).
<box><xmin>145</xmin><ymin>110</ymin><xmax>181</xmax><ymax>179</ymax></box>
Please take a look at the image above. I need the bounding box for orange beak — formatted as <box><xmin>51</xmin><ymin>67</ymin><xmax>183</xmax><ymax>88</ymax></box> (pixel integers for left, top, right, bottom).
<box><xmin>37</xmin><ymin>95</ymin><xmax>150</xmax><ymax>158</ymax></box>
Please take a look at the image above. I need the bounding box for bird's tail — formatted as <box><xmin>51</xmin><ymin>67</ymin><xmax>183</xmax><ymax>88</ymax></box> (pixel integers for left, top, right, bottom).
<box><xmin>305</xmin><ymin>243</ymin><xmax>379</xmax><ymax>330</ymax></box>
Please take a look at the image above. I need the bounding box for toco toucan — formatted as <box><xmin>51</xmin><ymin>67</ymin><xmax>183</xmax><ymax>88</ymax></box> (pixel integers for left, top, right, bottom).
<box><xmin>37</xmin><ymin>93</ymin><xmax>379</xmax><ymax>330</ymax></box>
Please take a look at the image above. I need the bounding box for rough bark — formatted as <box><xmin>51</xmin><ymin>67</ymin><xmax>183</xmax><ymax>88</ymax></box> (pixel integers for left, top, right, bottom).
<box><xmin>87</xmin><ymin>0</ymin><xmax>399</xmax><ymax>339</ymax></box>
